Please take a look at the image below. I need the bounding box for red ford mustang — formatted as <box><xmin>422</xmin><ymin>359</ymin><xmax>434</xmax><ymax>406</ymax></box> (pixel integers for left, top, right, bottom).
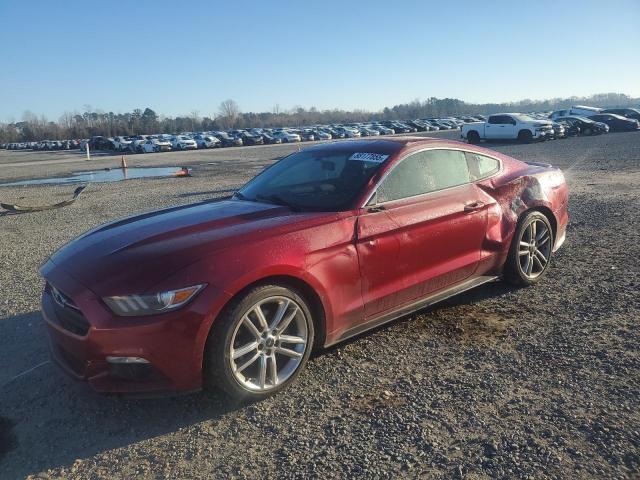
<box><xmin>41</xmin><ymin>138</ymin><xmax>568</xmax><ymax>400</ymax></box>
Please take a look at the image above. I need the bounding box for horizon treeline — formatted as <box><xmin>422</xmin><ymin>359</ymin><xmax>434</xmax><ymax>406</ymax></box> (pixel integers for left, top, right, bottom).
<box><xmin>1</xmin><ymin>92</ymin><xmax>637</xmax><ymax>143</ymax></box>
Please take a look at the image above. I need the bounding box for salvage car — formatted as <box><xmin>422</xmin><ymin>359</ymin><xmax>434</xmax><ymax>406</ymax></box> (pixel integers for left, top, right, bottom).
<box><xmin>213</xmin><ymin>131</ymin><xmax>243</xmax><ymax>147</ymax></box>
<box><xmin>554</xmin><ymin>116</ymin><xmax>609</xmax><ymax>135</ymax></box>
<box><xmin>588</xmin><ymin>113</ymin><xmax>640</xmax><ymax>132</ymax></box>
<box><xmin>141</xmin><ymin>138</ymin><xmax>172</xmax><ymax>153</ymax></box>
<box><xmin>600</xmin><ymin>107</ymin><xmax>640</xmax><ymax>122</ymax></box>
<box><xmin>171</xmin><ymin>135</ymin><xmax>198</xmax><ymax>150</ymax></box>
<box><xmin>40</xmin><ymin>138</ymin><xmax>568</xmax><ymax>400</ymax></box>
<box><xmin>194</xmin><ymin>134</ymin><xmax>221</xmax><ymax>149</ymax></box>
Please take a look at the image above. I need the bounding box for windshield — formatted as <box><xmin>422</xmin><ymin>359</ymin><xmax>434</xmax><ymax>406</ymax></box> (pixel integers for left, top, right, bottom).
<box><xmin>513</xmin><ymin>114</ymin><xmax>538</xmax><ymax>122</ymax></box>
<box><xmin>237</xmin><ymin>150</ymin><xmax>388</xmax><ymax>211</ymax></box>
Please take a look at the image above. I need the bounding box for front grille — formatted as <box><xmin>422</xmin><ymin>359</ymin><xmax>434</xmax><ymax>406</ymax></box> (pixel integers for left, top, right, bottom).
<box><xmin>45</xmin><ymin>283</ymin><xmax>91</xmax><ymax>336</ymax></box>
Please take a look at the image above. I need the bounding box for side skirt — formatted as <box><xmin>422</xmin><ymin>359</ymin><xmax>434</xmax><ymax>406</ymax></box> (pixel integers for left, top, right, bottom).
<box><xmin>325</xmin><ymin>275</ymin><xmax>499</xmax><ymax>347</ymax></box>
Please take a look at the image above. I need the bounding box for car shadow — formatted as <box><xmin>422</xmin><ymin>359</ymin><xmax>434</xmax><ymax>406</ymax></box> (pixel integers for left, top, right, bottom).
<box><xmin>0</xmin><ymin>281</ymin><xmax>517</xmax><ymax>476</ymax></box>
<box><xmin>320</xmin><ymin>280</ymin><xmax>519</xmax><ymax>354</ymax></box>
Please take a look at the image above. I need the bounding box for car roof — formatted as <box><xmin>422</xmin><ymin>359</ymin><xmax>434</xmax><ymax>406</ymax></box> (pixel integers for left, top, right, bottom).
<box><xmin>305</xmin><ymin>137</ymin><xmax>468</xmax><ymax>155</ymax></box>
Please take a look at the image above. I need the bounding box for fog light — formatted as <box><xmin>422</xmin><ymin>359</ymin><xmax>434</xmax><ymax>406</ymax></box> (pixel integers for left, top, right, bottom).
<box><xmin>106</xmin><ymin>356</ymin><xmax>150</xmax><ymax>364</ymax></box>
<box><xmin>107</xmin><ymin>357</ymin><xmax>153</xmax><ymax>381</ymax></box>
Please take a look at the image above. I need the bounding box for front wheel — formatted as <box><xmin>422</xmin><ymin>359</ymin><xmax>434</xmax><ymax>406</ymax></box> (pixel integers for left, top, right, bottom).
<box><xmin>205</xmin><ymin>284</ymin><xmax>315</xmax><ymax>401</ymax></box>
<box><xmin>504</xmin><ymin>211</ymin><xmax>553</xmax><ymax>286</ymax></box>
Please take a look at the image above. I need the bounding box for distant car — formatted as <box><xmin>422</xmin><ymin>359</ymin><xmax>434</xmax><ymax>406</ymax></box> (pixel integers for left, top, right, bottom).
<box><xmin>112</xmin><ymin>136</ymin><xmax>132</xmax><ymax>152</ymax></box>
<box><xmin>271</xmin><ymin>130</ymin><xmax>301</xmax><ymax>143</ymax></box>
<box><xmin>588</xmin><ymin>113</ymin><xmax>640</xmax><ymax>132</ymax></box>
<box><xmin>171</xmin><ymin>135</ymin><xmax>198</xmax><ymax>150</ymax></box>
<box><xmin>141</xmin><ymin>139</ymin><xmax>171</xmax><ymax>153</ymax></box>
<box><xmin>335</xmin><ymin>127</ymin><xmax>361</xmax><ymax>138</ymax></box>
<box><xmin>554</xmin><ymin>116</ymin><xmax>609</xmax><ymax>135</ymax></box>
<box><xmin>600</xmin><ymin>108</ymin><xmax>640</xmax><ymax>122</ymax></box>
<box><xmin>382</xmin><ymin>122</ymin><xmax>412</xmax><ymax>133</ymax></box>
<box><xmin>358</xmin><ymin>126</ymin><xmax>380</xmax><ymax>136</ymax></box>
<box><xmin>89</xmin><ymin>136</ymin><xmax>114</xmax><ymax>150</ymax></box>
<box><xmin>405</xmin><ymin>120</ymin><xmax>429</xmax><ymax>132</ymax></box>
<box><xmin>211</xmin><ymin>132</ymin><xmax>241</xmax><ymax>147</ymax></box>
<box><xmin>297</xmin><ymin>129</ymin><xmax>317</xmax><ymax>141</ymax></box>
<box><xmin>549</xmin><ymin>105</ymin><xmax>602</xmax><ymax>120</ymax></box>
<box><xmin>240</xmin><ymin>131</ymin><xmax>265</xmax><ymax>146</ymax></box>
<box><xmin>194</xmin><ymin>134</ymin><xmax>221</xmax><ymax>149</ymax></box>
<box><xmin>312</xmin><ymin>129</ymin><xmax>332</xmax><ymax>140</ymax></box>
<box><xmin>260</xmin><ymin>131</ymin><xmax>282</xmax><ymax>144</ymax></box>
<box><xmin>371</xmin><ymin>125</ymin><xmax>394</xmax><ymax>135</ymax></box>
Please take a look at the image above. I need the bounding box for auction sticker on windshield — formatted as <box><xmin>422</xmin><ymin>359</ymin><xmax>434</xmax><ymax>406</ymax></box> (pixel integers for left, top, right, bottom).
<box><xmin>348</xmin><ymin>152</ymin><xmax>389</xmax><ymax>163</ymax></box>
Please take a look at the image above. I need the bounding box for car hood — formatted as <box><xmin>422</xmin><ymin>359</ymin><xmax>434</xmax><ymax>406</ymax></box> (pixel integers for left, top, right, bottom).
<box><xmin>48</xmin><ymin>199</ymin><xmax>329</xmax><ymax>295</ymax></box>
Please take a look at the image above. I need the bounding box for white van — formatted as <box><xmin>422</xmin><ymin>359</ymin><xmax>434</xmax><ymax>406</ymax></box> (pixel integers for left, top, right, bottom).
<box><xmin>549</xmin><ymin>105</ymin><xmax>602</xmax><ymax>120</ymax></box>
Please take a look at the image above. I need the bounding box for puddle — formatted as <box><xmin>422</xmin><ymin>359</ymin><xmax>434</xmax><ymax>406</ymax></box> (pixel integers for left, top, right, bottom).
<box><xmin>0</xmin><ymin>167</ymin><xmax>190</xmax><ymax>187</ymax></box>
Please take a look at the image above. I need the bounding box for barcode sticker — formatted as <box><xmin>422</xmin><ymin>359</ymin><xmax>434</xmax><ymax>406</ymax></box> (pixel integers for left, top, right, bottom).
<box><xmin>348</xmin><ymin>152</ymin><xmax>389</xmax><ymax>163</ymax></box>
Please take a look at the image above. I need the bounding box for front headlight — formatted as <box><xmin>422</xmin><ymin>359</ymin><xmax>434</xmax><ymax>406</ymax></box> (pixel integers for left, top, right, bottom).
<box><xmin>103</xmin><ymin>284</ymin><xmax>206</xmax><ymax>317</ymax></box>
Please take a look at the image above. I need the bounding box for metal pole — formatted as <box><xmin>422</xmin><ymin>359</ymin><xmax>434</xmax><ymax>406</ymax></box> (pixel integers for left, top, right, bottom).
<box><xmin>86</xmin><ymin>142</ymin><xmax>90</xmax><ymax>160</ymax></box>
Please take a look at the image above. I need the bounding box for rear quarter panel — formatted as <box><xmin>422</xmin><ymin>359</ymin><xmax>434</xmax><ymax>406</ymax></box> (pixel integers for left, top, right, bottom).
<box><xmin>466</xmin><ymin>148</ymin><xmax>568</xmax><ymax>274</ymax></box>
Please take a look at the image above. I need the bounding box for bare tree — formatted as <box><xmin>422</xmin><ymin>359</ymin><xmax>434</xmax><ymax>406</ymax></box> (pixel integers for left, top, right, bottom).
<box><xmin>218</xmin><ymin>99</ymin><xmax>240</xmax><ymax>129</ymax></box>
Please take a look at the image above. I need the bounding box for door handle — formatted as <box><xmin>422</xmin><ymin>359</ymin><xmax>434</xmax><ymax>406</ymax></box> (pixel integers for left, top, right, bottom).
<box><xmin>464</xmin><ymin>201</ymin><xmax>485</xmax><ymax>212</ymax></box>
<box><xmin>367</xmin><ymin>205</ymin><xmax>386</xmax><ymax>213</ymax></box>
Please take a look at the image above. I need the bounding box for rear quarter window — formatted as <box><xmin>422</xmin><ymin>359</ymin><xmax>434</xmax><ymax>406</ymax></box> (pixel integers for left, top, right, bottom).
<box><xmin>465</xmin><ymin>152</ymin><xmax>500</xmax><ymax>180</ymax></box>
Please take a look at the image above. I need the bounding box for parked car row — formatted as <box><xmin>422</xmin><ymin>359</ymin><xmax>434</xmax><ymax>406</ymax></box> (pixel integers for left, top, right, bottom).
<box><xmin>0</xmin><ymin>115</ymin><xmax>481</xmax><ymax>152</ymax></box>
<box><xmin>3</xmin><ymin>108</ymin><xmax>637</xmax><ymax>151</ymax></box>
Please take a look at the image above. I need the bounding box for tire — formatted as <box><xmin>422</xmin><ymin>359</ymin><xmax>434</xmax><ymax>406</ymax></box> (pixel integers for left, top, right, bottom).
<box><xmin>504</xmin><ymin>211</ymin><xmax>554</xmax><ymax>286</ymax></box>
<box><xmin>204</xmin><ymin>284</ymin><xmax>315</xmax><ymax>402</ymax></box>
<box><xmin>517</xmin><ymin>129</ymin><xmax>533</xmax><ymax>144</ymax></box>
<box><xmin>467</xmin><ymin>130</ymin><xmax>480</xmax><ymax>144</ymax></box>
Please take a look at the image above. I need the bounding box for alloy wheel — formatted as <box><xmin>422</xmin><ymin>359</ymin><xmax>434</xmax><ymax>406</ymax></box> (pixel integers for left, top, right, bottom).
<box><xmin>229</xmin><ymin>296</ymin><xmax>308</xmax><ymax>392</ymax></box>
<box><xmin>518</xmin><ymin>219</ymin><xmax>552</xmax><ymax>279</ymax></box>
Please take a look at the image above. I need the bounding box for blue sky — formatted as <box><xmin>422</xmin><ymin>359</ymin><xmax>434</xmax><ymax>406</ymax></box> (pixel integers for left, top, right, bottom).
<box><xmin>1</xmin><ymin>0</ymin><xmax>639</xmax><ymax>121</ymax></box>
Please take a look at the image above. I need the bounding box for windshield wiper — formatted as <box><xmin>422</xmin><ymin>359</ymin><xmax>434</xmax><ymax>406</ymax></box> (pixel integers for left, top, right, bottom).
<box><xmin>255</xmin><ymin>194</ymin><xmax>301</xmax><ymax>212</ymax></box>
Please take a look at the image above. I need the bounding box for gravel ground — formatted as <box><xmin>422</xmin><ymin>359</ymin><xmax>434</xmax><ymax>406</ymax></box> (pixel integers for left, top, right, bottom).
<box><xmin>0</xmin><ymin>132</ymin><xmax>639</xmax><ymax>479</ymax></box>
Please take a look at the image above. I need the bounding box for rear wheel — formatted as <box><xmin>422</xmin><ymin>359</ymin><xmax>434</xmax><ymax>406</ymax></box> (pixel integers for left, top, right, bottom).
<box><xmin>205</xmin><ymin>284</ymin><xmax>315</xmax><ymax>401</ymax></box>
<box><xmin>517</xmin><ymin>129</ymin><xmax>533</xmax><ymax>143</ymax></box>
<box><xmin>504</xmin><ymin>211</ymin><xmax>553</xmax><ymax>286</ymax></box>
<box><xmin>467</xmin><ymin>130</ymin><xmax>480</xmax><ymax>144</ymax></box>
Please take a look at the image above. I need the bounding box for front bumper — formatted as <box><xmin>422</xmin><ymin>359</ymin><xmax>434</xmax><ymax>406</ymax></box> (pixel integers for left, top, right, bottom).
<box><xmin>533</xmin><ymin>129</ymin><xmax>553</xmax><ymax>139</ymax></box>
<box><xmin>40</xmin><ymin>260</ymin><xmax>230</xmax><ymax>394</ymax></box>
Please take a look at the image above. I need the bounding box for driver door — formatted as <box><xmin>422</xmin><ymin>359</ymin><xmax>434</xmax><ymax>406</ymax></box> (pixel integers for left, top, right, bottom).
<box><xmin>355</xmin><ymin>149</ymin><xmax>488</xmax><ymax>320</ymax></box>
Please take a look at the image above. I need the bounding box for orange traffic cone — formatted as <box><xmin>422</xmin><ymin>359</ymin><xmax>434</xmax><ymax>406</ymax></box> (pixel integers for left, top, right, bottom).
<box><xmin>174</xmin><ymin>167</ymin><xmax>190</xmax><ymax>177</ymax></box>
<box><xmin>121</xmin><ymin>156</ymin><xmax>127</xmax><ymax>169</ymax></box>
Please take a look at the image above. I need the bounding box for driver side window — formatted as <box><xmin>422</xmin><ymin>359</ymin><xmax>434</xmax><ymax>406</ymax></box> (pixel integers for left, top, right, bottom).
<box><xmin>377</xmin><ymin>149</ymin><xmax>470</xmax><ymax>203</ymax></box>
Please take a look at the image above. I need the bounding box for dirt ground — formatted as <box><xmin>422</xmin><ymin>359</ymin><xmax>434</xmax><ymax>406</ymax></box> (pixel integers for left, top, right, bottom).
<box><xmin>0</xmin><ymin>131</ymin><xmax>639</xmax><ymax>479</ymax></box>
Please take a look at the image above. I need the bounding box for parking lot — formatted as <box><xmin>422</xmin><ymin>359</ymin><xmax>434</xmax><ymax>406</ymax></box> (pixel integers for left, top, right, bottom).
<box><xmin>1</xmin><ymin>132</ymin><xmax>639</xmax><ymax>478</ymax></box>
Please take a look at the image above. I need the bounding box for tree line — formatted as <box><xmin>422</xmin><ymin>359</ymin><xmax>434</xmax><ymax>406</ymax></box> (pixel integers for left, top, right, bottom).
<box><xmin>1</xmin><ymin>93</ymin><xmax>637</xmax><ymax>143</ymax></box>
